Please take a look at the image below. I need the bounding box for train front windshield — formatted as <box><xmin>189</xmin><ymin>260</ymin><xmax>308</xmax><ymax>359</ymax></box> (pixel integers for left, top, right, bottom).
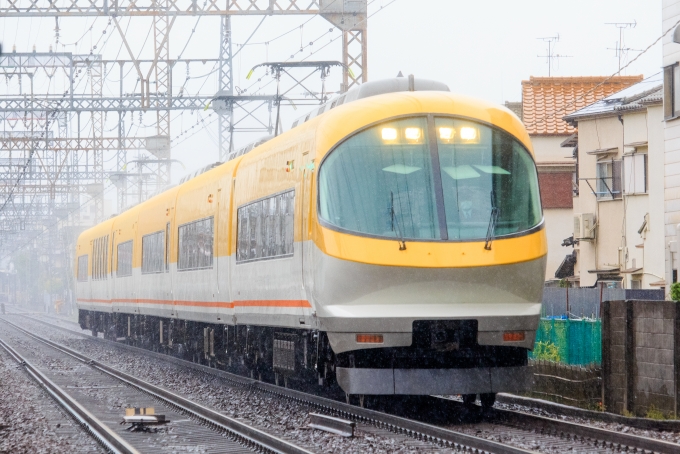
<box><xmin>318</xmin><ymin>116</ymin><xmax>542</xmax><ymax>241</ymax></box>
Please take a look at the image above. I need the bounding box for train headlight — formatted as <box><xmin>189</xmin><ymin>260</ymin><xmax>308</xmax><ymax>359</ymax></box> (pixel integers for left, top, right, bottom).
<box><xmin>438</xmin><ymin>127</ymin><xmax>455</xmax><ymax>142</ymax></box>
<box><xmin>404</xmin><ymin>127</ymin><xmax>422</xmax><ymax>142</ymax></box>
<box><xmin>381</xmin><ymin>128</ymin><xmax>398</xmax><ymax>141</ymax></box>
<box><xmin>460</xmin><ymin>126</ymin><xmax>479</xmax><ymax>142</ymax></box>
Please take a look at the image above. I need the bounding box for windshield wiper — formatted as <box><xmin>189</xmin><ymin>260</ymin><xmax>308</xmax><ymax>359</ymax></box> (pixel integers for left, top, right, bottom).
<box><xmin>484</xmin><ymin>190</ymin><xmax>499</xmax><ymax>250</ymax></box>
<box><xmin>390</xmin><ymin>191</ymin><xmax>407</xmax><ymax>251</ymax></box>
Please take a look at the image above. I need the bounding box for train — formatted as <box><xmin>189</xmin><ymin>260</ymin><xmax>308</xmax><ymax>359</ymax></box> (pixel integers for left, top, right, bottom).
<box><xmin>76</xmin><ymin>75</ymin><xmax>547</xmax><ymax>407</ymax></box>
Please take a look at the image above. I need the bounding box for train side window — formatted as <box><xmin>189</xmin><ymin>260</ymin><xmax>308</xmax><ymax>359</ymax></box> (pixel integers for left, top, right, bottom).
<box><xmin>177</xmin><ymin>217</ymin><xmax>214</xmax><ymax>271</ymax></box>
<box><xmin>92</xmin><ymin>235</ymin><xmax>109</xmax><ymax>280</ymax></box>
<box><xmin>236</xmin><ymin>189</ymin><xmax>294</xmax><ymax>263</ymax></box>
<box><xmin>142</xmin><ymin>230</ymin><xmax>165</xmax><ymax>274</ymax></box>
<box><xmin>77</xmin><ymin>255</ymin><xmax>88</xmax><ymax>282</ymax></box>
<box><xmin>117</xmin><ymin>240</ymin><xmax>133</xmax><ymax>277</ymax></box>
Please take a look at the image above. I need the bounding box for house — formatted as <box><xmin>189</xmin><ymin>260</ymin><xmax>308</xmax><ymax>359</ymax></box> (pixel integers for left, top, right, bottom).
<box><xmin>563</xmin><ymin>75</ymin><xmax>664</xmax><ymax>289</ymax></box>
<box><xmin>663</xmin><ymin>0</ymin><xmax>680</xmax><ymax>296</ymax></box>
<box><xmin>517</xmin><ymin>76</ymin><xmax>644</xmax><ymax>282</ymax></box>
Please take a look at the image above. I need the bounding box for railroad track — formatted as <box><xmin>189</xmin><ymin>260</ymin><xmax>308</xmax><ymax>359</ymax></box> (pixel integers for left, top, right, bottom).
<box><xmin>0</xmin><ymin>316</ymin><xmax>312</xmax><ymax>454</ymax></box>
<box><xmin>13</xmin><ymin>312</ymin><xmax>680</xmax><ymax>454</ymax></box>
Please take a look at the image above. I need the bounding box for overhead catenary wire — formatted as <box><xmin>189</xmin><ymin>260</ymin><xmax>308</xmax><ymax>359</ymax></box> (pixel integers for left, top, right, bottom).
<box><xmin>171</xmin><ymin>0</ymin><xmax>397</xmax><ymax>146</ymax></box>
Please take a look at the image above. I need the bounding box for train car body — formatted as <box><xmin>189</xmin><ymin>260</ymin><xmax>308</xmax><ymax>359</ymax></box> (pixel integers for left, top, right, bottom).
<box><xmin>76</xmin><ymin>77</ymin><xmax>547</xmax><ymax>400</ymax></box>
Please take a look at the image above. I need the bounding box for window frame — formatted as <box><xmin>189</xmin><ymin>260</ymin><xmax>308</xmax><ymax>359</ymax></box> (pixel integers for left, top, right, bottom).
<box><xmin>622</xmin><ymin>152</ymin><xmax>648</xmax><ymax>195</ymax></box>
<box><xmin>116</xmin><ymin>240</ymin><xmax>134</xmax><ymax>277</ymax></box>
<box><xmin>316</xmin><ymin>113</ymin><xmax>544</xmax><ymax>243</ymax></box>
<box><xmin>141</xmin><ymin>230</ymin><xmax>165</xmax><ymax>275</ymax></box>
<box><xmin>77</xmin><ymin>254</ymin><xmax>88</xmax><ymax>282</ymax></box>
<box><xmin>236</xmin><ymin>188</ymin><xmax>295</xmax><ymax>264</ymax></box>
<box><xmin>177</xmin><ymin>216</ymin><xmax>214</xmax><ymax>271</ymax></box>
<box><xmin>596</xmin><ymin>159</ymin><xmax>623</xmax><ymax>201</ymax></box>
<box><xmin>664</xmin><ymin>63</ymin><xmax>680</xmax><ymax>120</ymax></box>
<box><xmin>91</xmin><ymin>235</ymin><xmax>109</xmax><ymax>281</ymax></box>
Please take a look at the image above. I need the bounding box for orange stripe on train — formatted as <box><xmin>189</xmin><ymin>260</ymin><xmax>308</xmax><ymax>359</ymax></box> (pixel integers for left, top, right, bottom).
<box><xmin>77</xmin><ymin>298</ymin><xmax>311</xmax><ymax>309</ymax></box>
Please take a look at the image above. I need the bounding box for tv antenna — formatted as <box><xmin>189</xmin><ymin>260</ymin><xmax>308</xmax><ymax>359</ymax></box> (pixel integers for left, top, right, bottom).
<box><xmin>537</xmin><ymin>34</ymin><xmax>572</xmax><ymax>77</ymax></box>
<box><xmin>606</xmin><ymin>21</ymin><xmax>640</xmax><ymax>74</ymax></box>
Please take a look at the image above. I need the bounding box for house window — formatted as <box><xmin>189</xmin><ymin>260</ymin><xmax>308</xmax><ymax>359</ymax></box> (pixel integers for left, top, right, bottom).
<box><xmin>142</xmin><ymin>231</ymin><xmax>165</xmax><ymax>274</ymax></box>
<box><xmin>77</xmin><ymin>255</ymin><xmax>88</xmax><ymax>282</ymax></box>
<box><xmin>237</xmin><ymin>190</ymin><xmax>294</xmax><ymax>263</ymax></box>
<box><xmin>596</xmin><ymin>160</ymin><xmax>622</xmax><ymax>200</ymax></box>
<box><xmin>664</xmin><ymin>63</ymin><xmax>680</xmax><ymax>119</ymax></box>
<box><xmin>623</xmin><ymin>153</ymin><xmax>647</xmax><ymax>195</ymax></box>
<box><xmin>117</xmin><ymin>240</ymin><xmax>133</xmax><ymax>277</ymax></box>
<box><xmin>178</xmin><ymin>217</ymin><xmax>214</xmax><ymax>271</ymax></box>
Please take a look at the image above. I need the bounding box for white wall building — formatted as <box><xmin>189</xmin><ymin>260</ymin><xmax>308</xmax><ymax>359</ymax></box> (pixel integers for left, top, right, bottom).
<box><xmin>663</xmin><ymin>0</ymin><xmax>680</xmax><ymax>295</ymax></box>
<box><xmin>519</xmin><ymin>76</ymin><xmax>643</xmax><ymax>282</ymax></box>
<box><xmin>564</xmin><ymin>75</ymin><xmax>665</xmax><ymax>290</ymax></box>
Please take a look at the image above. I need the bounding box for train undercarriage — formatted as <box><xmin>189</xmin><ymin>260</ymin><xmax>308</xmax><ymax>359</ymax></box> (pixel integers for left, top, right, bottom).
<box><xmin>79</xmin><ymin>310</ymin><xmax>528</xmax><ymax>408</ymax></box>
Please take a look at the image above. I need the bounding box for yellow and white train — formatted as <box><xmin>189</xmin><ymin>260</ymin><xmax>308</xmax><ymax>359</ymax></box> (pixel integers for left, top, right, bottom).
<box><xmin>76</xmin><ymin>76</ymin><xmax>547</xmax><ymax>406</ymax></box>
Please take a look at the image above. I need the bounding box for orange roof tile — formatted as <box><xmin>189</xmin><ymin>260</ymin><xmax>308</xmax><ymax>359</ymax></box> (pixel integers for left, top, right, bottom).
<box><xmin>521</xmin><ymin>75</ymin><xmax>643</xmax><ymax>135</ymax></box>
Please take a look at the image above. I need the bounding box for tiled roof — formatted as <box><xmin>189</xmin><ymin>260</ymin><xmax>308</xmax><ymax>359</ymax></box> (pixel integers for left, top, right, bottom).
<box><xmin>522</xmin><ymin>75</ymin><xmax>643</xmax><ymax>135</ymax></box>
<box><xmin>563</xmin><ymin>73</ymin><xmax>662</xmax><ymax>121</ymax></box>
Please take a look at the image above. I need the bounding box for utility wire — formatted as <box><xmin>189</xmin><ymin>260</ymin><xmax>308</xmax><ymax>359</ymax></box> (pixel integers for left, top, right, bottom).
<box><xmin>525</xmin><ymin>17</ymin><xmax>680</xmax><ymax>130</ymax></box>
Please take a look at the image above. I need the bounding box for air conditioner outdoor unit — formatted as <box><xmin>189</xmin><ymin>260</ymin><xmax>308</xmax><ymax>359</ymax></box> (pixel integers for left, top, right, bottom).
<box><xmin>574</xmin><ymin>213</ymin><xmax>596</xmax><ymax>240</ymax></box>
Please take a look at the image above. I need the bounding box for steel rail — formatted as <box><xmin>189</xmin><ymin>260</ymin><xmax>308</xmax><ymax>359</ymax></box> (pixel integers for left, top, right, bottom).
<box><xmin>17</xmin><ymin>314</ymin><xmax>534</xmax><ymax>454</ymax></box>
<box><xmin>0</xmin><ymin>317</ymin><xmax>312</xmax><ymax>454</ymax></box>
<box><xmin>28</xmin><ymin>312</ymin><xmax>680</xmax><ymax>453</ymax></box>
<box><xmin>493</xmin><ymin>408</ymin><xmax>680</xmax><ymax>454</ymax></box>
<box><xmin>0</xmin><ymin>334</ymin><xmax>139</xmax><ymax>454</ymax></box>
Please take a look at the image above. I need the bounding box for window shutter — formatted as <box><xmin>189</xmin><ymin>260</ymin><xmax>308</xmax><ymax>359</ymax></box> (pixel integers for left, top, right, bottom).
<box><xmin>612</xmin><ymin>160</ymin><xmax>622</xmax><ymax>199</ymax></box>
<box><xmin>665</xmin><ymin>65</ymin><xmax>675</xmax><ymax>119</ymax></box>
<box><xmin>623</xmin><ymin>155</ymin><xmax>633</xmax><ymax>194</ymax></box>
<box><xmin>633</xmin><ymin>154</ymin><xmax>646</xmax><ymax>194</ymax></box>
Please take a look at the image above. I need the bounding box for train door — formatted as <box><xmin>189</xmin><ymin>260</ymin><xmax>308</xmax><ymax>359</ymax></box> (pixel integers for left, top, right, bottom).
<box><xmin>300</xmin><ymin>147</ymin><xmax>315</xmax><ymax>304</ymax></box>
<box><xmin>162</xmin><ymin>219</ymin><xmax>173</xmax><ymax>316</ymax></box>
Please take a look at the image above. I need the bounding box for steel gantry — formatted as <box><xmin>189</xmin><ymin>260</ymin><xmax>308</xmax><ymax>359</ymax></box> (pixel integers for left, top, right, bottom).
<box><xmin>0</xmin><ymin>0</ymin><xmax>368</xmax><ymax>308</ymax></box>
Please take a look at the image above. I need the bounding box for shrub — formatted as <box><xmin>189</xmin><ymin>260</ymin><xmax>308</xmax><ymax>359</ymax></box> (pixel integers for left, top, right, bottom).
<box><xmin>671</xmin><ymin>282</ymin><xmax>680</xmax><ymax>302</ymax></box>
<box><xmin>646</xmin><ymin>405</ymin><xmax>665</xmax><ymax>420</ymax></box>
<box><xmin>532</xmin><ymin>341</ymin><xmax>560</xmax><ymax>362</ymax></box>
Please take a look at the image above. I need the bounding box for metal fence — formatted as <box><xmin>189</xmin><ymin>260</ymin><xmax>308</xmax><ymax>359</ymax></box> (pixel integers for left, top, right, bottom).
<box><xmin>541</xmin><ymin>288</ymin><xmax>664</xmax><ymax>319</ymax></box>
<box><xmin>530</xmin><ymin>318</ymin><xmax>602</xmax><ymax>366</ymax></box>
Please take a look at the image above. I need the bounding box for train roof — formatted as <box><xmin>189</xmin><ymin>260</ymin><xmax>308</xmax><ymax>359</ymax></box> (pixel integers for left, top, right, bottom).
<box><xmin>222</xmin><ymin>76</ymin><xmax>449</xmax><ymax>165</ymax></box>
<box><xmin>290</xmin><ymin>75</ymin><xmax>450</xmax><ymax>130</ymax></box>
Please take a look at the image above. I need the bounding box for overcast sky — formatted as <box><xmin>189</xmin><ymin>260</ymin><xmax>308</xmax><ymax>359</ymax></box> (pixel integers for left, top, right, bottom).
<box><xmin>0</xmin><ymin>0</ymin><xmax>665</xmax><ymax>210</ymax></box>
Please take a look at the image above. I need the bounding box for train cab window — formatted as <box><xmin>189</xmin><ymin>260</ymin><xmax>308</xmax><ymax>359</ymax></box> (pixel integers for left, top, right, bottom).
<box><xmin>237</xmin><ymin>190</ymin><xmax>294</xmax><ymax>263</ymax></box>
<box><xmin>142</xmin><ymin>230</ymin><xmax>165</xmax><ymax>274</ymax></box>
<box><xmin>117</xmin><ymin>240</ymin><xmax>133</xmax><ymax>277</ymax></box>
<box><xmin>318</xmin><ymin>116</ymin><xmax>542</xmax><ymax>242</ymax></box>
<box><xmin>435</xmin><ymin>117</ymin><xmax>542</xmax><ymax>240</ymax></box>
<box><xmin>178</xmin><ymin>217</ymin><xmax>214</xmax><ymax>271</ymax></box>
<box><xmin>77</xmin><ymin>255</ymin><xmax>88</xmax><ymax>282</ymax></box>
<box><xmin>318</xmin><ymin>117</ymin><xmax>440</xmax><ymax>240</ymax></box>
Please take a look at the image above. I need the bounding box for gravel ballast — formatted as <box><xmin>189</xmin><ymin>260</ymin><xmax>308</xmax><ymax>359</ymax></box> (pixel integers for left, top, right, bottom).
<box><xmin>10</xmin><ymin>315</ymin><xmax>461</xmax><ymax>453</ymax></box>
<box><xmin>0</xmin><ymin>333</ymin><xmax>104</xmax><ymax>454</ymax></box>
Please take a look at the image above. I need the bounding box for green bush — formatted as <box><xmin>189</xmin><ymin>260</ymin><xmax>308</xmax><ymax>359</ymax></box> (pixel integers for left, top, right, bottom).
<box><xmin>532</xmin><ymin>341</ymin><xmax>561</xmax><ymax>362</ymax></box>
<box><xmin>671</xmin><ymin>282</ymin><xmax>680</xmax><ymax>302</ymax></box>
<box><xmin>646</xmin><ymin>405</ymin><xmax>665</xmax><ymax>420</ymax></box>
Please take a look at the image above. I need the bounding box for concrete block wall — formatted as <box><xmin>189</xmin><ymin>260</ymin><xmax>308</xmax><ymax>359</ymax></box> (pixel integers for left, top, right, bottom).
<box><xmin>602</xmin><ymin>300</ymin><xmax>680</xmax><ymax>417</ymax></box>
<box><xmin>603</xmin><ymin>301</ymin><xmax>627</xmax><ymax>414</ymax></box>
